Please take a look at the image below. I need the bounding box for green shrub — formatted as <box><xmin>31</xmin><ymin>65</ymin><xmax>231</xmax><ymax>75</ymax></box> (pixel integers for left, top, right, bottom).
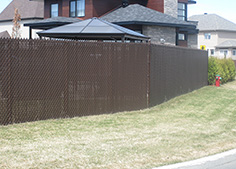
<box><xmin>208</xmin><ymin>57</ymin><xmax>236</xmax><ymax>85</ymax></box>
<box><xmin>215</xmin><ymin>59</ymin><xmax>227</xmax><ymax>84</ymax></box>
<box><xmin>208</xmin><ymin>57</ymin><xmax>218</xmax><ymax>85</ymax></box>
<box><xmin>219</xmin><ymin>59</ymin><xmax>230</xmax><ymax>83</ymax></box>
<box><xmin>225</xmin><ymin>58</ymin><xmax>236</xmax><ymax>81</ymax></box>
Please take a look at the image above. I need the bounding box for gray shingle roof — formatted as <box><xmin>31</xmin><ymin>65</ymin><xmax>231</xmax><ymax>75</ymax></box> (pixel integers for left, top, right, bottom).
<box><xmin>216</xmin><ymin>40</ymin><xmax>236</xmax><ymax>48</ymax></box>
<box><xmin>38</xmin><ymin>17</ymin><xmax>149</xmax><ymax>40</ymax></box>
<box><xmin>101</xmin><ymin>4</ymin><xmax>195</xmax><ymax>28</ymax></box>
<box><xmin>189</xmin><ymin>14</ymin><xmax>236</xmax><ymax>32</ymax></box>
<box><xmin>0</xmin><ymin>31</ymin><xmax>10</xmax><ymax>38</ymax></box>
<box><xmin>0</xmin><ymin>0</ymin><xmax>43</xmax><ymax>22</ymax></box>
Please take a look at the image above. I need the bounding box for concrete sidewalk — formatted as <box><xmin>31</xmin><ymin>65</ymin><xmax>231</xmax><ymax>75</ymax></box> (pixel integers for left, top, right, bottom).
<box><xmin>154</xmin><ymin>149</ymin><xmax>236</xmax><ymax>169</ymax></box>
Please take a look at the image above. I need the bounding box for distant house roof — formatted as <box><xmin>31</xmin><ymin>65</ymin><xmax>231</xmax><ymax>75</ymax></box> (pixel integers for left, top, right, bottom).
<box><xmin>216</xmin><ymin>40</ymin><xmax>236</xmax><ymax>48</ymax></box>
<box><xmin>0</xmin><ymin>31</ymin><xmax>11</xmax><ymax>38</ymax></box>
<box><xmin>0</xmin><ymin>0</ymin><xmax>43</xmax><ymax>22</ymax></box>
<box><xmin>101</xmin><ymin>4</ymin><xmax>196</xmax><ymax>29</ymax></box>
<box><xmin>189</xmin><ymin>14</ymin><xmax>236</xmax><ymax>32</ymax></box>
<box><xmin>37</xmin><ymin>17</ymin><xmax>150</xmax><ymax>41</ymax></box>
<box><xmin>24</xmin><ymin>17</ymin><xmax>81</xmax><ymax>30</ymax></box>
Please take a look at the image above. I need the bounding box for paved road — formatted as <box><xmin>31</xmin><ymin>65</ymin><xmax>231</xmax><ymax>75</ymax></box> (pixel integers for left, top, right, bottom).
<box><xmin>154</xmin><ymin>149</ymin><xmax>236</xmax><ymax>169</ymax></box>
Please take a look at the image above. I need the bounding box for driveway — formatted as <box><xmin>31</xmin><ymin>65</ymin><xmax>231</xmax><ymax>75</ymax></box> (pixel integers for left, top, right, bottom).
<box><xmin>154</xmin><ymin>149</ymin><xmax>236</xmax><ymax>169</ymax></box>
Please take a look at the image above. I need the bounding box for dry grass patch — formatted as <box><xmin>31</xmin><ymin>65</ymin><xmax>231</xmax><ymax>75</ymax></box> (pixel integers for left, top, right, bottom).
<box><xmin>1</xmin><ymin>82</ymin><xmax>236</xmax><ymax>168</ymax></box>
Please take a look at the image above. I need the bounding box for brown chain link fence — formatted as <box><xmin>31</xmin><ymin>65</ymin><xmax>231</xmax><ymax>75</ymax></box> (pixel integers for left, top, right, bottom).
<box><xmin>0</xmin><ymin>38</ymin><xmax>207</xmax><ymax>125</ymax></box>
<box><xmin>149</xmin><ymin>44</ymin><xmax>208</xmax><ymax>106</ymax></box>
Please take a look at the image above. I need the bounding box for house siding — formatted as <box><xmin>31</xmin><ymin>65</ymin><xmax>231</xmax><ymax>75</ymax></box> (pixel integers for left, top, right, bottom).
<box><xmin>44</xmin><ymin>0</ymin><xmax>148</xmax><ymax>19</ymax></box>
<box><xmin>198</xmin><ymin>31</ymin><xmax>218</xmax><ymax>50</ymax></box>
<box><xmin>217</xmin><ymin>31</ymin><xmax>236</xmax><ymax>44</ymax></box>
<box><xmin>164</xmin><ymin>0</ymin><xmax>177</xmax><ymax>18</ymax></box>
<box><xmin>188</xmin><ymin>34</ymin><xmax>198</xmax><ymax>48</ymax></box>
<box><xmin>143</xmin><ymin>25</ymin><xmax>176</xmax><ymax>45</ymax></box>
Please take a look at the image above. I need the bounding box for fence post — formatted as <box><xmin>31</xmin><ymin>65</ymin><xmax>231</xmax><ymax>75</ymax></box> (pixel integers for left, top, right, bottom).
<box><xmin>6</xmin><ymin>40</ymin><xmax>13</xmax><ymax>124</ymax></box>
<box><xmin>64</xmin><ymin>43</ymin><xmax>69</xmax><ymax>117</ymax></box>
<box><xmin>147</xmin><ymin>44</ymin><xmax>151</xmax><ymax>108</ymax></box>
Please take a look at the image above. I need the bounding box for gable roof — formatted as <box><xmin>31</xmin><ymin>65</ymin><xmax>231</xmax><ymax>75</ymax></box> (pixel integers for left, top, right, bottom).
<box><xmin>0</xmin><ymin>31</ymin><xmax>11</xmax><ymax>38</ymax></box>
<box><xmin>216</xmin><ymin>40</ymin><xmax>236</xmax><ymax>48</ymax></box>
<box><xmin>101</xmin><ymin>4</ymin><xmax>196</xmax><ymax>29</ymax></box>
<box><xmin>0</xmin><ymin>0</ymin><xmax>43</xmax><ymax>22</ymax></box>
<box><xmin>189</xmin><ymin>14</ymin><xmax>236</xmax><ymax>32</ymax></box>
<box><xmin>37</xmin><ymin>17</ymin><xmax>149</xmax><ymax>41</ymax></box>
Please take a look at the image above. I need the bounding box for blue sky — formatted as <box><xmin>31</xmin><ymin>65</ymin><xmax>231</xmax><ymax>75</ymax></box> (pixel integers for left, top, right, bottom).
<box><xmin>0</xmin><ymin>0</ymin><xmax>12</xmax><ymax>13</ymax></box>
<box><xmin>0</xmin><ymin>0</ymin><xmax>236</xmax><ymax>23</ymax></box>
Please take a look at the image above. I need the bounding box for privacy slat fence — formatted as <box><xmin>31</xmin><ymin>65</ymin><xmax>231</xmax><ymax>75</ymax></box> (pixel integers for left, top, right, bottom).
<box><xmin>0</xmin><ymin>38</ymin><xmax>207</xmax><ymax>125</ymax></box>
<box><xmin>150</xmin><ymin>44</ymin><xmax>208</xmax><ymax>106</ymax></box>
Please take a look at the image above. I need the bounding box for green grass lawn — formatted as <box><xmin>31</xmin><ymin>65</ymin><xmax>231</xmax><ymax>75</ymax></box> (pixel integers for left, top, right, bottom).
<box><xmin>1</xmin><ymin>81</ymin><xmax>236</xmax><ymax>169</ymax></box>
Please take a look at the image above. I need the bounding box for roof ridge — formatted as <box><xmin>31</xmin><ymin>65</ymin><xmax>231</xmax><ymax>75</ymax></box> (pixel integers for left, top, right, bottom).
<box><xmin>189</xmin><ymin>14</ymin><xmax>236</xmax><ymax>31</ymax></box>
<box><xmin>80</xmin><ymin>18</ymin><xmax>95</xmax><ymax>33</ymax></box>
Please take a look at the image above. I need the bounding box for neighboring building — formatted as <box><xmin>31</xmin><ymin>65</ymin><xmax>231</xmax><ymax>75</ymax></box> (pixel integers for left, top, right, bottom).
<box><xmin>0</xmin><ymin>31</ymin><xmax>11</xmax><ymax>38</ymax></box>
<box><xmin>0</xmin><ymin>0</ymin><xmax>44</xmax><ymax>39</ymax></box>
<box><xmin>189</xmin><ymin>14</ymin><xmax>236</xmax><ymax>58</ymax></box>
<box><xmin>215</xmin><ymin>40</ymin><xmax>236</xmax><ymax>60</ymax></box>
<box><xmin>29</xmin><ymin>0</ymin><xmax>198</xmax><ymax>47</ymax></box>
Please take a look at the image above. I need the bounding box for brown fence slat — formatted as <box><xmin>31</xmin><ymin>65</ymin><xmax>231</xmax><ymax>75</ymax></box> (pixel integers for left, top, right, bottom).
<box><xmin>0</xmin><ymin>38</ymin><xmax>207</xmax><ymax>125</ymax></box>
<box><xmin>0</xmin><ymin>39</ymin><xmax>149</xmax><ymax>125</ymax></box>
<box><xmin>149</xmin><ymin>44</ymin><xmax>208</xmax><ymax>106</ymax></box>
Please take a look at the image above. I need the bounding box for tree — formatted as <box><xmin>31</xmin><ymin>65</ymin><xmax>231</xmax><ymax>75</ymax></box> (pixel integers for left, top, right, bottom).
<box><xmin>12</xmin><ymin>8</ymin><xmax>21</xmax><ymax>39</ymax></box>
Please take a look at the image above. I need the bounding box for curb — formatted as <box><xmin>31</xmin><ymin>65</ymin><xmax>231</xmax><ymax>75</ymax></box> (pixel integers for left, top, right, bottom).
<box><xmin>153</xmin><ymin>149</ymin><xmax>236</xmax><ymax>169</ymax></box>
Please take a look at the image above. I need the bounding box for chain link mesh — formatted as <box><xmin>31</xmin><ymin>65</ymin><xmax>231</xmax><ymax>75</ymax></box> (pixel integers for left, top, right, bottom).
<box><xmin>0</xmin><ymin>39</ymin><xmax>149</xmax><ymax>125</ymax></box>
<box><xmin>150</xmin><ymin>44</ymin><xmax>208</xmax><ymax>106</ymax></box>
<box><xmin>0</xmin><ymin>39</ymin><xmax>208</xmax><ymax>125</ymax></box>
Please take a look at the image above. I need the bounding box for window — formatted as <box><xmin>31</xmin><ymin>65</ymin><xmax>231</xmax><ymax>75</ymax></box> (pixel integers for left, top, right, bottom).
<box><xmin>204</xmin><ymin>33</ymin><xmax>211</xmax><ymax>39</ymax></box>
<box><xmin>70</xmin><ymin>0</ymin><xmax>85</xmax><ymax>17</ymax></box>
<box><xmin>51</xmin><ymin>4</ymin><xmax>58</xmax><ymax>17</ymax></box>
<box><xmin>220</xmin><ymin>49</ymin><xmax>228</xmax><ymax>57</ymax></box>
<box><xmin>233</xmin><ymin>50</ymin><xmax>236</xmax><ymax>56</ymax></box>
<box><xmin>178</xmin><ymin>33</ymin><xmax>186</xmax><ymax>40</ymax></box>
<box><xmin>178</xmin><ymin>3</ymin><xmax>187</xmax><ymax>21</ymax></box>
<box><xmin>70</xmin><ymin>1</ymin><xmax>76</xmax><ymax>17</ymax></box>
<box><xmin>210</xmin><ymin>49</ymin><xmax>215</xmax><ymax>55</ymax></box>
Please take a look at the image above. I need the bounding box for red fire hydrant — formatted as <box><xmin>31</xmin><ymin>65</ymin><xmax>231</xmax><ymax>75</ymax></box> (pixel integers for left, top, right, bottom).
<box><xmin>215</xmin><ymin>75</ymin><xmax>221</xmax><ymax>87</ymax></box>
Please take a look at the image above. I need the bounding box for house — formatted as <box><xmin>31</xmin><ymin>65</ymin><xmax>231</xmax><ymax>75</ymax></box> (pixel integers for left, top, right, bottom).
<box><xmin>28</xmin><ymin>0</ymin><xmax>198</xmax><ymax>47</ymax></box>
<box><xmin>0</xmin><ymin>31</ymin><xmax>11</xmax><ymax>38</ymax></box>
<box><xmin>41</xmin><ymin>0</ymin><xmax>196</xmax><ymax>20</ymax></box>
<box><xmin>189</xmin><ymin>14</ymin><xmax>236</xmax><ymax>58</ymax></box>
<box><xmin>0</xmin><ymin>0</ymin><xmax>44</xmax><ymax>38</ymax></box>
<box><xmin>101</xmin><ymin>4</ymin><xmax>197</xmax><ymax>47</ymax></box>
